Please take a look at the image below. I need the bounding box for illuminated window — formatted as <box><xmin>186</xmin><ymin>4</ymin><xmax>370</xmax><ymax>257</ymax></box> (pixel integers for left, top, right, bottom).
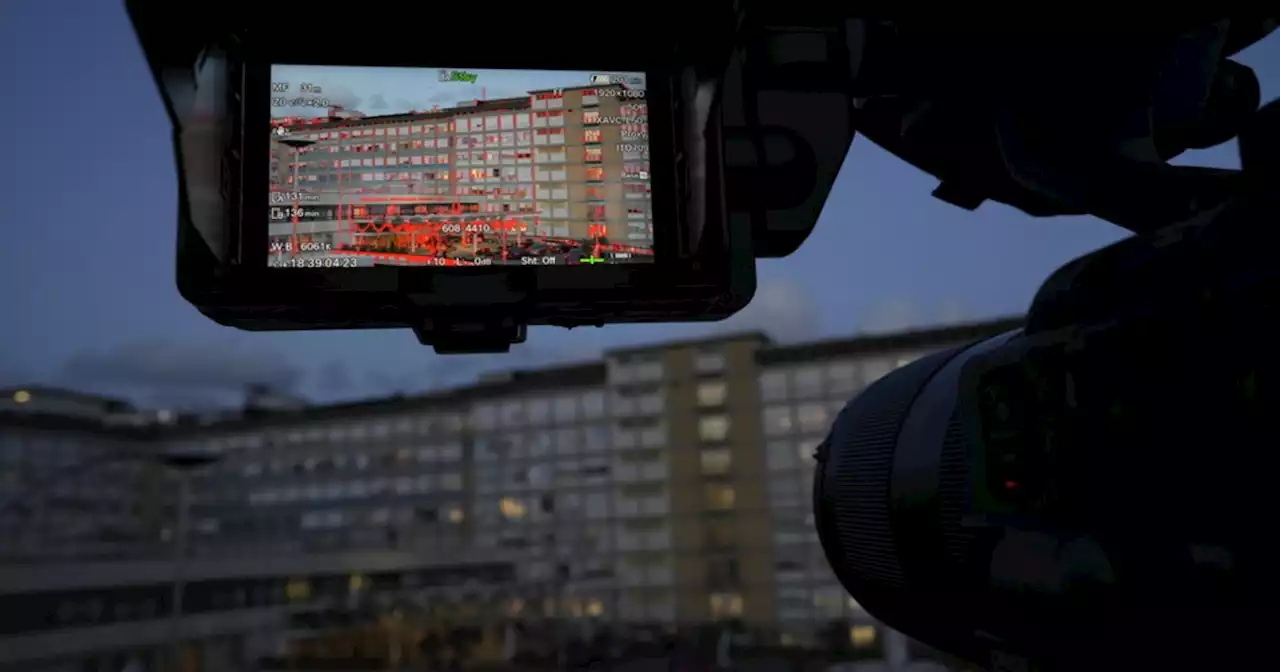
<box><xmin>446</xmin><ymin>506</ymin><xmax>466</xmax><ymax>523</ymax></box>
<box><xmin>583</xmin><ymin>110</ymin><xmax>601</xmax><ymax>125</ymax></box>
<box><xmin>700</xmin><ymin>447</ymin><xmax>732</xmax><ymax>475</ymax></box>
<box><xmin>704</xmin><ymin>484</ymin><xmax>735</xmax><ymax>510</ymax></box>
<box><xmin>697</xmin><ymin>381</ymin><xmax>728</xmax><ymax>407</ymax></box>
<box><xmin>585</xmin><ymin>147</ymin><xmax>604</xmax><ymax>162</ymax></box>
<box><xmin>285</xmin><ymin>579</ymin><xmax>311</xmax><ymax>603</ymax></box>
<box><xmin>500</xmin><ymin>497</ymin><xmax>527</xmax><ymax>519</ymax></box>
<box><xmin>709</xmin><ymin>593</ymin><xmax>744</xmax><ymax>618</ymax></box>
<box><xmin>850</xmin><ymin>625</ymin><xmax>877</xmax><ymax>648</ymax></box>
<box><xmin>584</xmin><ymin>128</ymin><xmax>602</xmax><ymax>143</ymax></box>
<box><xmin>698</xmin><ymin>415</ymin><xmax>730</xmax><ymax>442</ymax></box>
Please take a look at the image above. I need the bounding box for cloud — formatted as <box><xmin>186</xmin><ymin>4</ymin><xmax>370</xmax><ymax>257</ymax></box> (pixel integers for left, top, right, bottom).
<box><xmin>395</xmin><ymin>98</ymin><xmax>429</xmax><ymax>112</ymax></box>
<box><xmin>60</xmin><ymin>340</ymin><xmax>307</xmax><ymax>409</ymax></box>
<box><xmin>858</xmin><ymin>298</ymin><xmax>974</xmax><ymax>334</ymax></box>
<box><xmin>360</xmin><ymin>340</ymin><xmax>589</xmax><ymax>396</ymax></box>
<box><xmin>316</xmin><ymin>360</ymin><xmax>353</xmax><ymax>391</ymax></box>
<box><xmin>323</xmin><ymin>85</ymin><xmax>363</xmax><ymax>111</ymax></box>
<box><xmin>935</xmin><ymin>297</ymin><xmax>973</xmax><ymax>325</ymax></box>
<box><xmin>0</xmin><ymin>357</ymin><xmax>33</xmax><ymax>388</ymax></box>
<box><xmin>366</xmin><ymin>94</ymin><xmax>389</xmax><ymax>110</ymax></box>
<box><xmin>712</xmin><ymin>278</ymin><xmax>822</xmax><ymax>343</ymax></box>
<box><xmin>426</xmin><ymin>87</ymin><xmax>525</xmax><ymax>107</ymax></box>
<box><xmin>277</xmin><ymin>85</ymin><xmax>363</xmax><ymax>119</ymax></box>
<box><xmin>860</xmin><ymin>299</ymin><xmax>922</xmax><ymax>334</ymax></box>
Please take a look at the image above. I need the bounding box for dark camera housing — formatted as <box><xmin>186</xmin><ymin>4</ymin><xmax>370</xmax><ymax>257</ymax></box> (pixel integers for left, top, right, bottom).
<box><xmin>128</xmin><ymin>2</ymin><xmax>756</xmax><ymax>353</ymax></box>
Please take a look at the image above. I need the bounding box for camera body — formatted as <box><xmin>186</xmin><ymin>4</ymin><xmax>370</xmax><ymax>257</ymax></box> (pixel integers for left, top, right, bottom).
<box><xmin>129</xmin><ymin>3</ymin><xmax>759</xmax><ymax>352</ymax></box>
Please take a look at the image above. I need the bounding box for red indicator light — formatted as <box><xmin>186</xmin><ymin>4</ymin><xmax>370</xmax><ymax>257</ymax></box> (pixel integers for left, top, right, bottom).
<box><xmin>1004</xmin><ymin>480</ymin><xmax>1019</xmax><ymax>490</ymax></box>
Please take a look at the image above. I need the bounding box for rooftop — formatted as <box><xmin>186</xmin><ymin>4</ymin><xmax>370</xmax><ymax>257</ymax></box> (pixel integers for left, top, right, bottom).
<box><xmin>0</xmin><ymin>385</ymin><xmax>135</xmax><ymax>410</ymax></box>
<box><xmin>0</xmin><ymin>318</ymin><xmax>1023</xmax><ymax>436</ymax></box>
<box><xmin>758</xmin><ymin>316</ymin><xmax>1025</xmax><ymax>366</ymax></box>
<box><xmin>275</xmin><ymin>95</ymin><xmax>533</xmax><ymax>132</ymax></box>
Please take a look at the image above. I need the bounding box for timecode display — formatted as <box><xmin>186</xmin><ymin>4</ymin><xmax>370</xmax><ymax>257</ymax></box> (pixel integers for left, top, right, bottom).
<box><xmin>269</xmin><ymin>256</ymin><xmax>359</xmax><ymax>268</ymax></box>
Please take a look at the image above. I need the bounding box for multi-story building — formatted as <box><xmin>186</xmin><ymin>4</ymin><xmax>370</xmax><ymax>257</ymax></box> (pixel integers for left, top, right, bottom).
<box><xmin>0</xmin><ymin>317</ymin><xmax>1022</xmax><ymax>671</ymax></box>
<box><xmin>0</xmin><ymin>388</ymin><xmax>174</xmax><ymax>564</ymax></box>
<box><xmin>269</xmin><ymin>83</ymin><xmax>653</xmax><ymax>257</ymax></box>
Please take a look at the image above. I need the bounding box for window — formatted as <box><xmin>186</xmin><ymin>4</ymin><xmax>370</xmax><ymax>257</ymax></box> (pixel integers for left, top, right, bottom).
<box><xmin>793</xmin><ymin>367</ymin><xmax>824</xmax><ymax>398</ymax></box>
<box><xmin>698</xmin><ymin>415</ymin><xmax>730</xmax><ymax>442</ymax></box>
<box><xmin>527</xmin><ymin>398</ymin><xmax>551</xmax><ymax>424</ymax></box>
<box><xmin>582</xmin><ymin>391</ymin><xmax>606</xmax><ymax>419</ymax></box>
<box><xmin>700</xmin><ymin>447</ymin><xmax>732</xmax><ymax>475</ymax></box>
<box><xmin>471</xmin><ymin>403</ymin><xmax>498</xmax><ymax>431</ymax></box>
<box><xmin>637</xmin><ymin>393</ymin><xmax>664</xmax><ymax>415</ymax></box>
<box><xmin>797</xmin><ymin>438</ymin><xmax>820</xmax><ymax>466</ymax></box>
<box><xmin>552</xmin><ymin>395</ymin><xmax>577</xmax><ymax>423</ymax></box>
<box><xmin>767</xmin><ymin>441</ymin><xmax>799</xmax><ymax>471</ymax></box>
<box><xmin>863</xmin><ymin>359</ymin><xmax>893</xmax><ymax>384</ymax></box>
<box><xmin>584</xmin><ymin>147</ymin><xmax>604</xmax><ymax>162</ymax></box>
<box><xmin>583</xmin><ymin>110</ymin><xmax>601</xmax><ymax>125</ymax></box>
<box><xmin>500</xmin><ymin>401</ymin><xmax>525</xmax><ymax>426</ymax></box>
<box><xmin>827</xmin><ymin>362</ymin><xmax>860</xmax><ymax>396</ymax></box>
<box><xmin>760</xmin><ymin>371</ymin><xmax>788</xmax><ymax>401</ymax></box>
<box><xmin>709</xmin><ymin>593</ymin><xmax>744</xmax><ymax>618</ymax></box>
<box><xmin>500</xmin><ymin>497</ymin><xmax>527</xmax><ymax>519</ymax></box>
<box><xmin>762</xmin><ymin>405</ymin><xmax>793</xmax><ymax>436</ymax></box>
<box><xmin>586</xmin><ymin>166</ymin><xmax>606</xmax><ymax>181</ymax></box>
<box><xmin>696</xmin><ymin>381</ymin><xmax>728</xmax><ymax>407</ymax></box>
<box><xmin>851</xmin><ymin>625</ymin><xmax>877</xmax><ymax>648</ymax></box>
<box><xmin>695</xmin><ymin>352</ymin><xmax>726</xmax><ymax>373</ymax></box>
<box><xmin>706</xmin><ymin>558</ymin><xmax>741</xmax><ymax>587</ymax></box>
<box><xmin>704</xmin><ymin>484</ymin><xmax>735</xmax><ymax>510</ymax></box>
<box><xmin>768</xmin><ymin>477</ymin><xmax>803</xmax><ymax>507</ymax></box>
<box><xmin>795</xmin><ymin>403</ymin><xmax>829</xmax><ymax>433</ymax></box>
<box><xmin>584</xmin><ymin>128</ymin><xmax>602</xmax><ymax>143</ymax></box>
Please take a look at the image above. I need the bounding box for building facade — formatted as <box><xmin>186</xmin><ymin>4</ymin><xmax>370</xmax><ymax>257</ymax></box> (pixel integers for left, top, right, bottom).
<box><xmin>0</xmin><ymin>317</ymin><xmax>1022</xmax><ymax>670</ymax></box>
<box><xmin>269</xmin><ymin>84</ymin><xmax>653</xmax><ymax>257</ymax></box>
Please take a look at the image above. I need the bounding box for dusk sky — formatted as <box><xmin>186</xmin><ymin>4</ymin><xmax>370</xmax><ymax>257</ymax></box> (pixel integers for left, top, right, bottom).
<box><xmin>1</xmin><ymin>2</ymin><xmax>1276</xmax><ymax>409</ymax></box>
<box><xmin>270</xmin><ymin>65</ymin><xmax>622</xmax><ymax>118</ymax></box>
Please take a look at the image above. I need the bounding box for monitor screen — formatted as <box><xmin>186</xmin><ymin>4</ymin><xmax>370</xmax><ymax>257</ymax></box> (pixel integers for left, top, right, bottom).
<box><xmin>267</xmin><ymin>65</ymin><xmax>654</xmax><ymax>268</ymax></box>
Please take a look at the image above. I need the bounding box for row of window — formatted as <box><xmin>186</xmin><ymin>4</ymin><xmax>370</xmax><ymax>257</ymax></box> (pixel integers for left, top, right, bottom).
<box><xmin>244</xmin><ymin>473</ymin><xmax>464</xmax><ymax>505</ymax></box>
<box><xmin>762</xmin><ymin>402</ymin><xmax>845</xmax><ymax>438</ymax></box>
<box><xmin>758</xmin><ymin>355</ymin><xmax>922</xmax><ymax>402</ymax></box>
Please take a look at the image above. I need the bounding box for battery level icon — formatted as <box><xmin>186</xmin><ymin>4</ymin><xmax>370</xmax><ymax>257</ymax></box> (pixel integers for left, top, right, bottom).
<box><xmin>590</xmin><ymin>74</ymin><xmax>612</xmax><ymax>85</ymax></box>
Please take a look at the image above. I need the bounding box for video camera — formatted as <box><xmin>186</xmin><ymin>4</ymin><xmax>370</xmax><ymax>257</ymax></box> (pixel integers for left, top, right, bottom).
<box><xmin>130</xmin><ymin>4</ymin><xmax>1280</xmax><ymax>669</ymax></box>
<box><xmin>125</xmin><ymin>1</ymin><xmax>862</xmax><ymax>354</ymax></box>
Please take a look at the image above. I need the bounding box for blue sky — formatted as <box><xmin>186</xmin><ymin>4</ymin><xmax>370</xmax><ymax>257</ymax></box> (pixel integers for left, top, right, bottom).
<box><xmin>1</xmin><ymin>2</ymin><xmax>1276</xmax><ymax>409</ymax></box>
<box><xmin>270</xmin><ymin>65</ymin><xmax>634</xmax><ymax>117</ymax></box>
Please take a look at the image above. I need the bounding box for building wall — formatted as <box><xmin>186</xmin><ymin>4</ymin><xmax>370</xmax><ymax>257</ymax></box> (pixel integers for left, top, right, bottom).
<box><xmin>1</xmin><ymin>320</ymin><xmax>1021</xmax><ymax>665</ymax></box>
<box><xmin>756</xmin><ymin>347</ymin><xmax>939</xmax><ymax>642</ymax></box>
<box><xmin>0</xmin><ymin>428</ymin><xmax>160</xmax><ymax>563</ymax></box>
<box><xmin>270</xmin><ymin>85</ymin><xmax>653</xmax><ymax>248</ymax></box>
